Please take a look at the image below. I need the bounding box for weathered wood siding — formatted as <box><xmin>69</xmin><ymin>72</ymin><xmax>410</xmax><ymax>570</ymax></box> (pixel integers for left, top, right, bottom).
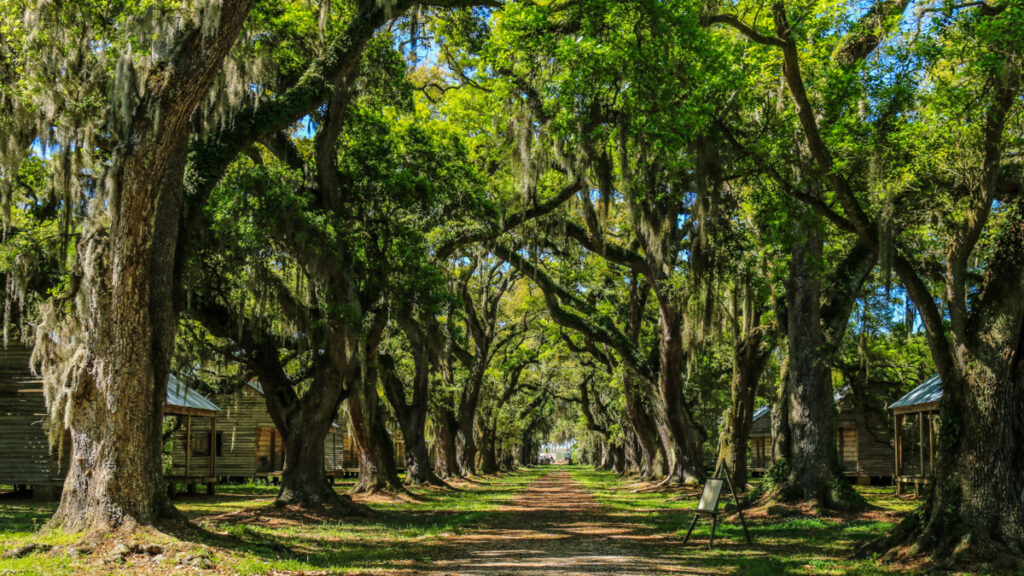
<box><xmin>747</xmin><ymin>399</ymin><xmax>894</xmax><ymax>479</ymax></box>
<box><xmin>838</xmin><ymin>426</ymin><xmax>858</xmax><ymax>472</ymax></box>
<box><xmin>0</xmin><ymin>344</ymin><xmax>67</xmax><ymax>487</ymax></box>
<box><xmin>169</xmin><ymin>384</ymin><xmax>353</xmax><ymax>478</ymax></box>
<box><xmin>750</xmin><ymin>436</ymin><xmax>771</xmax><ymax>470</ymax></box>
<box><xmin>748</xmin><ymin>409</ymin><xmax>772</xmax><ymax>470</ymax></box>
<box><xmin>836</xmin><ymin>400</ymin><xmax>894</xmax><ymax>479</ymax></box>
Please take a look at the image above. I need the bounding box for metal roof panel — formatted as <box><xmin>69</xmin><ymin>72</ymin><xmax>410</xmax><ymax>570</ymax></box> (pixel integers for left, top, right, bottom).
<box><xmin>167</xmin><ymin>374</ymin><xmax>221</xmax><ymax>413</ymax></box>
<box><xmin>889</xmin><ymin>374</ymin><xmax>943</xmax><ymax>410</ymax></box>
<box><xmin>752</xmin><ymin>405</ymin><xmax>769</xmax><ymax>421</ymax></box>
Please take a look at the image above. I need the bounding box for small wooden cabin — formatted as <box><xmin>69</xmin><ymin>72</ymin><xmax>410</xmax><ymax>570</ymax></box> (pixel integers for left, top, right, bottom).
<box><xmin>748</xmin><ymin>406</ymin><xmax>772</xmax><ymax>473</ymax></box>
<box><xmin>834</xmin><ymin>389</ymin><xmax>895</xmax><ymax>484</ymax></box>
<box><xmin>0</xmin><ymin>343</ymin><xmax>222</xmax><ymax>497</ymax></box>
<box><xmin>888</xmin><ymin>375</ymin><xmax>941</xmax><ymax>497</ymax></box>
<box><xmin>0</xmin><ymin>343</ymin><xmax>67</xmax><ymax>495</ymax></box>
<box><xmin>747</xmin><ymin>390</ymin><xmax>894</xmax><ymax>484</ymax></box>
<box><xmin>170</xmin><ymin>380</ymin><xmax>351</xmax><ymax>481</ymax></box>
<box><xmin>165</xmin><ymin>375</ymin><xmax>222</xmax><ymax>495</ymax></box>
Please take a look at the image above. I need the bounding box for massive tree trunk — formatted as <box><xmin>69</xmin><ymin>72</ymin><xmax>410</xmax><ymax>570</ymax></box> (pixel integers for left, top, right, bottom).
<box><xmin>772</xmin><ymin>359</ymin><xmax>791</xmax><ymax>464</ymax></box>
<box><xmin>190</xmin><ymin>302</ymin><xmax>356</xmax><ymax>508</ymax></box>
<box><xmin>348</xmin><ymin>332</ymin><xmax>403</xmax><ymax>494</ymax></box>
<box><xmin>655</xmin><ymin>309</ymin><xmax>706</xmax><ymax>485</ymax></box>
<box><xmin>621</xmin><ymin>278</ymin><xmax>665</xmax><ymax>479</ymax></box>
<box><xmin>454</xmin><ymin>359</ymin><xmax>485</xmax><ymax>476</ymax></box>
<box><xmin>36</xmin><ymin>2</ymin><xmax>252</xmax><ymax>534</ymax></box>
<box><xmin>261</xmin><ymin>354</ymin><xmax>353</xmax><ymax>507</ymax></box>
<box><xmin>381</xmin><ymin>313</ymin><xmax>445</xmax><ymax>486</ymax></box>
<box><xmin>434</xmin><ymin>408</ymin><xmax>460</xmax><ymax>478</ymax></box>
<box><xmin>721</xmin><ymin>326</ymin><xmax>771</xmax><ymax>488</ymax></box>
<box><xmin>275</xmin><ymin>390</ymin><xmax>345</xmax><ymax>507</ymax></box>
<box><xmin>518</xmin><ymin>427</ymin><xmax>537</xmax><ymax>466</ymax></box>
<box><xmin>920</xmin><ymin>362</ymin><xmax>1024</xmax><ymax>559</ymax></box>
<box><xmin>450</xmin><ymin>263</ymin><xmax>511</xmax><ymax>477</ymax></box>
<box><xmin>348</xmin><ymin>392</ymin><xmax>403</xmax><ymax>494</ymax></box>
<box><xmin>622</xmin><ymin>376</ymin><xmax>664</xmax><ymax>479</ymax></box>
<box><xmin>907</xmin><ymin>202</ymin><xmax>1024</xmax><ymax>561</ymax></box>
<box><xmin>478</xmin><ymin>424</ymin><xmax>499</xmax><ymax>475</ymax></box>
<box><xmin>781</xmin><ymin>220</ymin><xmax>839</xmax><ymax>507</ymax></box>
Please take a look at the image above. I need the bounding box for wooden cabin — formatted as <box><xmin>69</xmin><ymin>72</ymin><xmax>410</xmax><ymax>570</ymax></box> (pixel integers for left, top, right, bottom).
<box><xmin>0</xmin><ymin>343</ymin><xmax>222</xmax><ymax>497</ymax></box>
<box><xmin>749</xmin><ymin>406</ymin><xmax>772</xmax><ymax>473</ymax></box>
<box><xmin>834</xmin><ymin>389</ymin><xmax>895</xmax><ymax>484</ymax></box>
<box><xmin>888</xmin><ymin>375</ymin><xmax>941</xmax><ymax>497</ymax></box>
<box><xmin>164</xmin><ymin>375</ymin><xmax>222</xmax><ymax>495</ymax></box>
<box><xmin>747</xmin><ymin>389</ymin><xmax>894</xmax><ymax>484</ymax></box>
<box><xmin>170</xmin><ymin>380</ymin><xmax>351</xmax><ymax>481</ymax></box>
<box><xmin>0</xmin><ymin>343</ymin><xmax>67</xmax><ymax>496</ymax></box>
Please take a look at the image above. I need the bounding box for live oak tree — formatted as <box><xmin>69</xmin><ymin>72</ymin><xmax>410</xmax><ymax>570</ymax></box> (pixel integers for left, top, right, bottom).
<box><xmin>705</xmin><ymin>0</ymin><xmax>1024</xmax><ymax>562</ymax></box>
<box><xmin>3</xmin><ymin>0</ymin><xmax>254</xmax><ymax>534</ymax></box>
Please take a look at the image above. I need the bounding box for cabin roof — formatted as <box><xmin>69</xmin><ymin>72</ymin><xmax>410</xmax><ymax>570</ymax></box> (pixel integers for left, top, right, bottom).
<box><xmin>889</xmin><ymin>374</ymin><xmax>942</xmax><ymax>411</ymax></box>
<box><xmin>167</xmin><ymin>375</ymin><xmax>221</xmax><ymax>417</ymax></box>
<box><xmin>751</xmin><ymin>406</ymin><xmax>769</xmax><ymax>422</ymax></box>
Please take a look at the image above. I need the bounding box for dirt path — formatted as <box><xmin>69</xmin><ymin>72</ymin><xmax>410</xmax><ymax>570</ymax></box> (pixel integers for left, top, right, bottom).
<box><xmin>424</xmin><ymin>470</ymin><xmax>698</xmax><ymax>576</ymax></box>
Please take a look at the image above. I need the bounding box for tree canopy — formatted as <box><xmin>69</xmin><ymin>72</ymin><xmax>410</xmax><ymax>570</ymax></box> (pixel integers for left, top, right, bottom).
<box><xmin>0</xmin><ymin>0</ymin><xmax>1021</xmax><ymax>569</ymax></box>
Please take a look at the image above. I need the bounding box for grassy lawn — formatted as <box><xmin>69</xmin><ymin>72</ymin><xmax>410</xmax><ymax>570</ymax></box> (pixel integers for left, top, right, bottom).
<box><xmin>567</xmin><ymin>466</ymin><xmax>920</xmax><ymax>575</ymax></box>
<box><xmin>0</xmin><ymin>469</ymin><xmax>545</xmax><ymax>575</ymax></box>
<box><xmin>0</xmin><ymin>466</ymin><xmax>942</xmax><ymax>575</ymax></box>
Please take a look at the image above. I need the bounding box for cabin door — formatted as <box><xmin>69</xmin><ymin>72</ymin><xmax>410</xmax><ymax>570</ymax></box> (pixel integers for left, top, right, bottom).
<box><xmin>838</xmin><ymin>427</ymin><xmax>858</xmax><ymax>473</ymax></box>
<box><xmin>256</xmin><ymin>427</ymin><xmax>285</xmax><ymax>473</ymax></box>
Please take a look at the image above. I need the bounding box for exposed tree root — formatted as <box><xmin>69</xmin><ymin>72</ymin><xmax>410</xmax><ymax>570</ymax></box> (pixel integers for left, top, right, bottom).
<box><xmin>750</xmin><ymin>480</ymin><xmax>870</xmax><ymax>515</ymax></box>
<box><xmin>859</xmin><ymin>511</ymin><xmax>1024</xmax><ymax>574</ymax></box>
<box><xmin>405</xmin><ymin>476</ymin><xmax>453</xmax><ymax>490</ymax></box>
<box><xmin>7</xmin><ymin>517</ymin><xmax>294</xmax><ymax>572</ymax></box>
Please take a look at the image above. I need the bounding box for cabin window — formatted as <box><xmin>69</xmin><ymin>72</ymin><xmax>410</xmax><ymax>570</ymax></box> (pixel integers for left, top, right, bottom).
<box><xmin>191</xmin><ymin>431</ymin><xmax>223</xmax><ymax>457</ymax></box>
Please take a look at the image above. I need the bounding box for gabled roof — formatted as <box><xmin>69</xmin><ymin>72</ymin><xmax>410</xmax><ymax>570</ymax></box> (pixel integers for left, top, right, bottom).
<box><xmin>167</xmin><ymin>375</ymin><xmax>221</xmax><ymax>416</ymax></box>
<box><xmin>752</xmin><ymin>406</ymin><xmax>770</xmax><ymax>422</ymax></box>
<box><xmin>889</xmin><ymin>375</ymin><xmax>942</xmax><ymax>411</ymax></box>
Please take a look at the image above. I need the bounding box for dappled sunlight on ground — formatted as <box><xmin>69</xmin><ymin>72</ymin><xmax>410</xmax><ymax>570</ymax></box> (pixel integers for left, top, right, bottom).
<box><xmin>0</xmin><ymin>466</ymin><xmax>931</xmax><ymax>575</ymax></box>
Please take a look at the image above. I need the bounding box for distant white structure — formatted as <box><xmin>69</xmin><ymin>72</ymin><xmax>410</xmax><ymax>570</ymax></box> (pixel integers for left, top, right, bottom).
<box><xmin>540</xmin><ymin>439</ymin><xmax>576</xmax><ymax>464</ymax></box>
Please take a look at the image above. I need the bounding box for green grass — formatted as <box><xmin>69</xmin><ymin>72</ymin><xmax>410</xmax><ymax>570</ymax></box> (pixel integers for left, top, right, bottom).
<box><xmin>0</xmin><ymin>469</ymin><xmax>546</xmax><ymax>575</ymax></box>
<box><xmin>0</xmin><ymin>467</ymin><xmax>927</xmax><ymax>575</ymax></box>
<box><xmin>568</xmin><ymin>466</ymin><xmax>912</xmax><ymax>575</ymax></box>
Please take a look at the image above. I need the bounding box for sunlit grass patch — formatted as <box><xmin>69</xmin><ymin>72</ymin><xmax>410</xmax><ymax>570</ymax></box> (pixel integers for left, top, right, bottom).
<box><xmin>568</xmin><ymin>466</ymin><xmax>913</xmax><ymax>575</ymax></box>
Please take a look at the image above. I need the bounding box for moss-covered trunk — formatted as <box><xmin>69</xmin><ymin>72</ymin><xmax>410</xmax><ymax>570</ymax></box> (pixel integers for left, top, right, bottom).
<box><xmin>39</xmin><ymin>2</ymin><xmax>252</xmax><ymax>534</ymax></box>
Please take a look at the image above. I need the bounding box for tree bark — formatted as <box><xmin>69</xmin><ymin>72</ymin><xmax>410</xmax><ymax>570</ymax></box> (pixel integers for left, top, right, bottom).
<box><xmin>909</xmin><ymin>200</ymin><xmax>1024</xmax><ymax>560</ymax></box>
<box><xmin>276</xmin><ymin>399</ymin><xmax>344</xmax><ymax>507</ymax></box>
<box><xmin>189</xmin><ymin>302</ymin><xmax>355</xmax><ymax>509</ymax></box>
<box><xmin>381</xmin><ymin>313</ymin><xmax>444</xmax><ymax>486</ymax></box>
<box><xmin>782</xmin><ymin>220</ymin><xmax>838</xmax><ymax>507</ymax></box>
<box><xmin>348</xmin><ymin>334</ymin><xmax>403</xmax><ymax>494</ymax></box>
<box><xmin>434</xmin><ymin>408</ymin><xmax>460</xmax><ymax>478</ymax></box>
<box><xmin>454</xmin><ymin>363</ymin><xmax>483</xmax><ymax>476</ymax></box>
<box><xmin>722</xmin><ymin>326</ymin><xmax>771</xmax><ymax>487</ymax></box>
<box><xmin>622</xmin><ymin>375</ymin><xmax>664</xmax><ymax>479</ymax></box>
<box><xmin>348</xmin><ymin>393</ymin><xmax>403</xmax><ymax>494</ymax></box>
<box><xmin>40</xmin><ymin>1</ymin><xmax>252</xmax><ymax>534</ymax></box>
<box><xmin>655</xmin><ymin>309</ymin><xmax>706</xmax><ymax>484</ymax></box>
<box><xmin>478</xmin><ymin>425</ymin><xmax>499</xmax><ymax>474</ymax></box>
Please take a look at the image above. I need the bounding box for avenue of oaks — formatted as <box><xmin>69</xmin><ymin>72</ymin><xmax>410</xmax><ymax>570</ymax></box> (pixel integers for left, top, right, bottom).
<box><xmin>0</xmin><ymin>0</ymin><xmax>1021</xmax><ymax>570</ymax></box>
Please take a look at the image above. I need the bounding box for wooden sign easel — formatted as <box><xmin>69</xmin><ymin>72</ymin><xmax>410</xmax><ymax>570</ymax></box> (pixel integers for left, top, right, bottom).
<box><xmin>682</xmin><ymin>461</ymin><xmax>752</xmax><ymax>549</ymax></box>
